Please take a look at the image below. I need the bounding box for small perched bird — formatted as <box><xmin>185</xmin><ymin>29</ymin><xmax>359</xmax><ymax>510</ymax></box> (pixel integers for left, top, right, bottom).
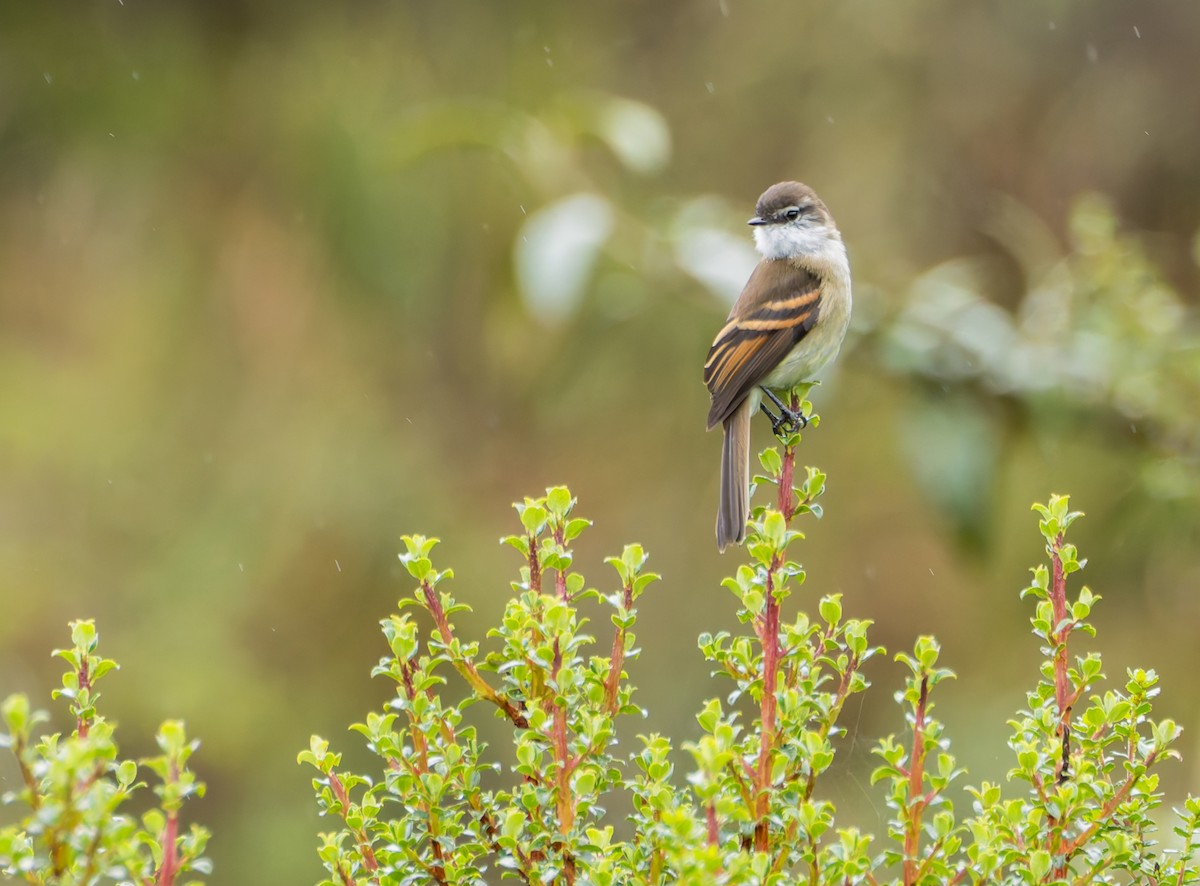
<box><xmin>703</xmin><ymin>181</ymin><xmax>852</xmax><ymax>551</ymax></box>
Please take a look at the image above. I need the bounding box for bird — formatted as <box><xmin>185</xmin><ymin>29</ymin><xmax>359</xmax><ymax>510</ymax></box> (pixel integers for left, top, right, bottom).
<box><xmin>703</xmin><ymin>181</ymin><xmax>852</xmax><ymax>551</ymax></box>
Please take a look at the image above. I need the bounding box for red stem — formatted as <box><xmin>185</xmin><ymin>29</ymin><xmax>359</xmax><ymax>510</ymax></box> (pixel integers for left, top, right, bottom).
<box><xmin>1049</xmin><ymin>533</ymin><xmax>1076</xmax><ymax>874</ymax></box>
<box><xmin>328</xmin><ymin>770</ymin><xmax>380</xmax><ymax>873</ymax></box>
<box><xmin>603</xmin><ymin>579</ymin><xmax>634</xmax><ymax>715</ymax></box>
<box><xmin>1060</xmin><ymin>749</ymin><xmax>1160</xmax><ymax>857</ymax></box>
<box><xmin>156</xmin><ymin>762</ymin><xmax>180</xmax><ymax>886</ymax></box>
<box><xmin>752</xmin><ymin>419</ymin><xmax>800</xmax><ymax>851</ymax></box>
<box><xmin>777</xmin><ymin>397</ymin><xmax>799</xmax><ymax>520</ymax></box>
<box><xmin>527</xmin><ymin>533</ymin><xmax>541</xmax><ymax>593</ymax></box>
<box><xmin>1050</xmin><ymin>534</ymin><xmax>1072</xmax><ymax>723</ymax></box>
<box><xmin>753</xmin><ymin>561</ymin><xmax>782</xmax><ymax>852</ymax></box>
<box><xmin>554</xmin><ymin>524</ymin><xmax>568</xmax><ymax>601</ymax></box>
<box><xmin>420</xmin><ymin>580</ymin><xmax>528</xmax><ymax>727</ymax></box>
<box><xmin>77</xmin><ymin>657</ymin><xmax>91</xmax><ymax>740</ymax></box>
<box><xmin>902</xmin><ymin>676</ymin><xmax>929</xmax><ymax>886</ymax></box>
<box><xmin>549</xmin><ymin>639</ymin><xmax>576</xmax><ymax>884</ymax></box>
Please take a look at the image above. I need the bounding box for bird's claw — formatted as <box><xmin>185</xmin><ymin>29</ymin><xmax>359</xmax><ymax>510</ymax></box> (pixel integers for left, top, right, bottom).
<box><xmin>760</xmin><ymin>386</ymin><xmax>809</xmax><ymax>437</ymax></box>
<box><xmin>769</xmin><ymin>408</ymin><xmax>808</xmax><ymax>438</ymax></box>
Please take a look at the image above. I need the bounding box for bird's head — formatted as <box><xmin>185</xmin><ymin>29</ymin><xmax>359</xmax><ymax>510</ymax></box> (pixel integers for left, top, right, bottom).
<box><xmin>748</xmin><ymin>181</ymin><xmax>842</xmax><ymax>263</ymax></box>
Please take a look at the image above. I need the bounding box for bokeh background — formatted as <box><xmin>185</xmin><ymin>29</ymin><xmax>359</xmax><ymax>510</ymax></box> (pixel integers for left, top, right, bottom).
<box><xmin>3</xmin><ymin>1</ymin><xmax>1200</xmax><ymax>881</ymax></box>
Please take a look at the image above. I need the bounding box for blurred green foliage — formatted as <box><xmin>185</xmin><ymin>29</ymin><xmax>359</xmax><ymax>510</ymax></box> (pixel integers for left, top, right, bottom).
<box><xmin>2</xmin><ymin>1</ymin><xmax>1200</xmax><ymax>881</ymax></box>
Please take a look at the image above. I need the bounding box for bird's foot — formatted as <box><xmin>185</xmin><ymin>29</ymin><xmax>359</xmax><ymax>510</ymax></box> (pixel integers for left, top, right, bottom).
<box><xmin>770</xmin><ymin>407</ymin><xmax>807</xmax><ymax>437</ymax></box>
<box><xmin>760</xmin><ymin>387</ymin><xmax>808</xmax><ymax>438</ymax></box>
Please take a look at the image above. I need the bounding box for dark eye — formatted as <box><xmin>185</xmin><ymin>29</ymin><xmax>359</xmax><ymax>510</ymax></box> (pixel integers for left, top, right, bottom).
<box><xmin>784</xmin><ymin>207</ymin><xmax>801</xmax><ymax>221</ymax></box>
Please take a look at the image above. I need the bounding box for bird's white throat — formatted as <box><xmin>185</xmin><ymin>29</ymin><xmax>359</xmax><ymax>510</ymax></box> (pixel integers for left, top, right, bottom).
<box><xmin>753</xmin><ymin>220</ymin><xmax>846</xmax><ymax>269</ymax></box>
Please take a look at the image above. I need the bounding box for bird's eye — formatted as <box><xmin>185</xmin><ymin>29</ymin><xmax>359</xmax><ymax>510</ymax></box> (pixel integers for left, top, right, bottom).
<box><xmin>784</xmin><ymin>207</ymin><xmax>801</xmax><ymax>221</ymax></box>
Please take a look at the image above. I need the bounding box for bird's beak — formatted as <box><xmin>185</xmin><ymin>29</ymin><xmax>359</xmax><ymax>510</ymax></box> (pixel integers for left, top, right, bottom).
<box><xmin>747</xmin><ymin>216</ymin><xmax>767</xmax><ymax>226</ymax></box>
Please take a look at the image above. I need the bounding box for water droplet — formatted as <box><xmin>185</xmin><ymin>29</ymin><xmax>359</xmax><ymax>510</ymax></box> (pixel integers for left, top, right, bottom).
<box><xmin>1133</xmin><ymin>25</ymin><xmax>1141</xmax><ymax>38</ymax></box>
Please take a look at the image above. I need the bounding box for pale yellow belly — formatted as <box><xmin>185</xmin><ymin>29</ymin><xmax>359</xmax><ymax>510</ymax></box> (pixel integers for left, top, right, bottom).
<box><xmin>760</xmin><ymin>295</ymin><xmax>852</xmax><ymax>390</ymax></box>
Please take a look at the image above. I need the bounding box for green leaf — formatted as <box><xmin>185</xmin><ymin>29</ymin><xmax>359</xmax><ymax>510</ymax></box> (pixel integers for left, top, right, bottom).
<box><xmin>762</xmin><ymin>511</ymin><xmax>787</xmax><ymax>549</ymax></box>
<box><xmin>564</xmin><ymin>518</ymin><xmax>591</xmax><ymax>541</ymax></box>
<box><xmin>819</xmin><ymin>594</ymin><xmax>842</xmax><ymax>627</ymax></box>
<box><xmin>518</xmin><ymin>501</ymin><xmax>548</xmax><ymax>535</ymax></box>
<box><xmin>696</xmin><ymin>699</ymin><xmax>722</xmax><ymax>734</ymax></box>
<box><xmin>1</xmin><ymin>693</ymin><xmax>31</xmax><ymax>734</ymax></box>
<box><xmin>546</xmin><ymin>486</ymin><xmax>574</xmax><ymax>517</ymax></box>
<box><xmin>1028</xmin><ymin>849</ymin><xmax>1051</xmax><ymax>880</ymax></box>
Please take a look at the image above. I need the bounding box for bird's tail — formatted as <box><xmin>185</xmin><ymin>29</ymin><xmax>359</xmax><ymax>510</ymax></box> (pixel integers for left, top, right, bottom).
<box><xmin>716</xmin><ymin>398</ymin><xmax>752</xmax><ymax>551</ymax></box>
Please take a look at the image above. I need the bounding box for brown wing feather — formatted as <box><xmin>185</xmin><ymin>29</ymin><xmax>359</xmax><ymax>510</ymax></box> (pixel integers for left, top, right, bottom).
<box><xmin>704</xmin><ymin>261</ymin><xmax>822</xmax><ymax>429</ymax></box>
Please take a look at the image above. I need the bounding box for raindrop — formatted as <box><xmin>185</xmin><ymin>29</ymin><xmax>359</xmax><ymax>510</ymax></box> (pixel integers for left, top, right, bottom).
<box><xmin>132</xmin><ymin>70</ymin><xmax>140</xmax><ymax>80</ymax></box>
<box><xmin>705</xmin><ymin>81</ymin><xmax>715</xmax><ymax>94</ymax></box>
<box><xmin>1086</xmin><ymin>43</ymin><xmax>1098</xmax><ymax>62</ymax></box>
<box><xmin>1133</xmin><ymin>26</ymin><xmax>1141</xmax><ymax>38</ymax></box>
<box><xmin>1048</xmin><ymin>21</ymin><xmax>1056</xmax><ymax>31</ymax></box>
<box><xmin>43</xmin><ymin>72</ymin><xmax>53</xmax><ymax>84</ymax></box>
<box><xmin>335</xmin><ymin>560</ymin><xmax>342</xmax><ymax>573</ymax></box>
<box><xmin>238</xmin><ymin>563</ymin><xmax>245</xmax><ymax>572</ymax></box>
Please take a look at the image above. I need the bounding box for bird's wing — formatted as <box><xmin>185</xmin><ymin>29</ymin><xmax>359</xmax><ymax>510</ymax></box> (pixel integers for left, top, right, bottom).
<box><xmin>703</xmin><ymin>261</ymin><xmax>822</xmax><ymax>430</ymax></box>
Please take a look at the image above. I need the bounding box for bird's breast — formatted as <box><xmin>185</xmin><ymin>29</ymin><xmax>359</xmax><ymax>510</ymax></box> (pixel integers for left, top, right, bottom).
<box><xmin>760</xmin><ymin>285</ymin><xmax>852</xmax><ymax>389</ymax></box>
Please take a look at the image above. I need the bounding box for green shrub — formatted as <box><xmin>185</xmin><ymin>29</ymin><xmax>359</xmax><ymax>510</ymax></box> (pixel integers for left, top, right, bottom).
<box><xmin>0</xmin><ymin>621</ymin><xmax>210</xmax><ymax>885</ymax></box>
<box><xmin>300</xmin><ymin>390</ymin><xmax>1200</xmax><ymax>884</ymax></box>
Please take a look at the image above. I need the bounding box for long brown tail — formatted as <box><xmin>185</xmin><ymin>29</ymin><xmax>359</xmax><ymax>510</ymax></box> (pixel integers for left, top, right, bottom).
<box><xmin>717</xmin><ymin>398</ymin><xmax>751</xmax><ymax>551</ymax></box>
